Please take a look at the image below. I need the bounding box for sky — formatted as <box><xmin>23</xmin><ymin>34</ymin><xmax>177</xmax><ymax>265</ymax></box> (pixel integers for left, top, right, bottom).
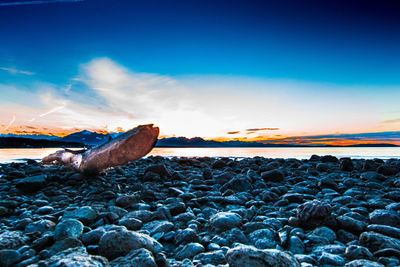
<box><xmin>0</xmin><ymin>0</ymin><xmax>400</xmax><ymax>145</ymax></box>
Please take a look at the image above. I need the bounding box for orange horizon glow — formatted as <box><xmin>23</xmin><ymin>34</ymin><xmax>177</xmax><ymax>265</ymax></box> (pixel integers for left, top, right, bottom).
<box><xmin>1</xmin><ymin>125</ymin><xmax>399</xmax><ymax>146</ymax></box>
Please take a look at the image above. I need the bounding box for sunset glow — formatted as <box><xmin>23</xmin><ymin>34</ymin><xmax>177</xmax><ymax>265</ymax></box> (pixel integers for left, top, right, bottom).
<box><xmin>1</xmin><ymin>1</ymin><xmax>399</xmax><ymax>146</ymax></box>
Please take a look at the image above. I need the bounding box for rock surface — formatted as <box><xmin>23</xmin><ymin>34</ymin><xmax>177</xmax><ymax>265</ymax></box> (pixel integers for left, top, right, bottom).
<box><xmin>1</xmin><ymin>156</ymin><xmax>400</xmax><ymax>266</ymax></box>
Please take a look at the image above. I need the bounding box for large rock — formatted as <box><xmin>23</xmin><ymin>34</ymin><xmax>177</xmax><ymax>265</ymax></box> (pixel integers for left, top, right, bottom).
<box><xmin>369</xmin><ymin>210</ymin><xmax>400</xmax><ymax>227</ymax></box>
<box><xmin>54</xmin><ymin>219</ymin><xmax>84</xmax><ymax>241</ymax></box>
<box><xmin>0</xmin><ymin>249</ymin><xmax>21</xmax><ymax>267</ymax></box>
<box><xmin>345</xmin><ymin>259</ymin><xmax>384</xmax><ymax>267</ymax></box>
<box><xmin>63</xmin><ymin>206</ymin><xmax>98</xmax><ymax>225</ymax></box>
<box><xmin>296</xmin><ymin>200</ymin><xmax>332</xmax><ymax>227</ymax></box>
<box><xmin>141</xmin><ymin>220</ymin><xmax>174</xmax><ymax>236</ymax></box>
<box><xmin>25</xmin><ymin>218</ymin><xmax>55</xmax><ymax>234</ymax></box>
<box><xmin>110</xmin><ymin>248</ymin><xmax>157</xmax><ymax>267</ymax></box>
<box><xmin>193</xmin><ymin>250</ymin><xmax>226</xmax><ymax>265</ymax></box>
<box><xmin>261</xmin><ymin>170</ymin><xmax>284</xmax><ymax>182</ymax></box>
<box><xmin>49</xmin><ymin>238</ymin><xmax>83</xmax><ymax>255</ymax></box>
<box><xmin>360</xmin><ymin>231</ymin><xmax>400</xmax><ymax>252</ymax></box>
<box><xmin>0</xmin><ymin>231</ymin><xmax>28</xmax><ymax>250</ymax></box>
<box><xmin>226</xmin><ymin>245</ymin><xmax>300</xmax><ymax>267</ymax></box>
<box><xmin>248</xmin><ymin>229</ymin><xmax>276</xmax><ymax>249</ymax></box>
<box><xmin>210</xmin><ymin>212</ymin><xmax>241</xmax><ymax>232</ymax></box>
<box><xmin>15</xmin><ymin>175</ymin><xmax>47</xmax><ymax>193</ymax></box>
<box><xmin>99</xmin><ymin>229</ymin><xmax>162</xmax><ymax>260</ymax></box>
<box><xmin>37</xmin><ymin>246</ymin><xmax>108</xmax><ymax>266</ymax></box>
<box><xmin>176</xmin><ymin>242</ymin><xmax>205</xmax><ymax>260</ymax></box>
<box><xmin>220</xmin><ymin>176</ymin><xmax>253</xmax><ymax>192</ymax></box>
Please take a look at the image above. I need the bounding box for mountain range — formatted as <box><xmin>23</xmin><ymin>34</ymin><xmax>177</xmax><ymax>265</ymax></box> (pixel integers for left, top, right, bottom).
<box><xmin>0</xmin><ymin>130</ymin><xmax>398</xmax><ymax>148</ymax></box>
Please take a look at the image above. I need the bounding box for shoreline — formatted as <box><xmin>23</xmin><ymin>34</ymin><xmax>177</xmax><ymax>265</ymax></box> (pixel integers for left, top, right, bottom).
<box><xmin>0</xmin><ymin>155</ymin><xmax>400</xmax><ymax>266</ymax></box>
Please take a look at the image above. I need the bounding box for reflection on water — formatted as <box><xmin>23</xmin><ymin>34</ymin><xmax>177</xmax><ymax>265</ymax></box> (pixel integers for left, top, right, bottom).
<box><xmin>0</xmin><ymin>147</ymin><xmax>399</xmax><ymax>163</ymax></box>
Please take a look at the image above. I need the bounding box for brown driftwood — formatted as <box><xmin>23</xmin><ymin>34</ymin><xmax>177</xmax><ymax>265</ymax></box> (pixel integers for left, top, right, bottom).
<box><xmin>42</xmin><ymin>124</ymin><xmax>159</xmax><ymax>174</ymax></box>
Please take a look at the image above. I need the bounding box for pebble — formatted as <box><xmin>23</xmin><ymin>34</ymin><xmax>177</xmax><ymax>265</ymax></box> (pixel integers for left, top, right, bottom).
<box><xmin>1</xmin><ymin>156</ymin><xmax>399</xmax><ymax>265</ymax></box>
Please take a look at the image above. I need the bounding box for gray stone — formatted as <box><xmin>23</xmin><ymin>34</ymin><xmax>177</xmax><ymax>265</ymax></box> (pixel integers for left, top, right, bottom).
<box><xmin>99</xmin><ymin>229</ymin><xmax>162</xmax><ymax>260</ymax></box>
<box><xmin>121</xmin><ymin>210</ymin><xmax>153</xmax><ymax>223</ymax></box>
<box><xmin>176</xmin><ymin>243</ymin><xmax>205</xmax><ymax>260</ymax></box>
<box><xmin>296</xmin><ymin>200</ymin><xmax>332</xmax><ymax>227</ymax></box>
<box><xmin>312</xmin><ymin>226</ymin><xmax>336</xmax><ymax>243</ymax></box>
<box><xmin>318</xmin><ymin>252</ymin><xmax>345</xmax><ymax>266</ymax></box>
<box><xmin>360</xmin><ymin>231</ymin><xmax>400</xmax><ymax>252</ymax></box>
<box><xmin>175</xmin><ymin>228</ymin><xmax>199</xmax><ymax>245</ymax></box>
<box><xmin>210</xmin><ymin>212</ymin><xmax>241</xmax><ymax>232</ymax></box>
<box><xmin>193</xmin><ymin>250</ymin><xmax>226</xmax><ymax>265</ymax></box>
<box><xmin>0</xmin><ymin>249</ymin><xmax>21</xmax><ymax>267</ymax></box>
<box><xmin>63</xmin><ymin>206</ymin><xmax>98</xmax><ymax>225</ymax></box>
<box><xmin>50</xmin><ymin>238</ymin><xmax>83</xmax><ymax>255</ymax></box>
<box><xmin>345</xmin><ymin>259</ymin><xmax>384</xmax><ymax>267</ymax></box>
<box><xmin>110</xmin><ymin>248</ymin><xmax>156</xmax><ymax>267</ymax></box>
<box><xmin>54</xmin><ymin>219</ymin><xmax>84</xmax><ymax>241</ymax></box>
<box><xmin>261</xmin><ymin>169</ymin><xmax>284</xmax><ymax>182</ymax></box>
<box><xmin>369</xmin><ymin>210</ymin><xmax>400</xmax><ymax>227</ymax></box>
<box><xmin>337</xmin><ymin>215</ymin><xmax>367</xmax><ymax>234</ymax></box>
<box><xmin>118</xmin><ymin>217</ymin><xmax>142</xmax><ymax>230</ymax></box>
<box><xmin>37</xmin><ymin>246</ymin><xmax>108</xmax><ymax>266</ymax></box>
<box><xmin>0</xmin><ymin>231</ymin><xmax>28</xmax><ymax>250</ymax></box>
<box><xmin>82</xmin><ymin>228</ymin><xmax>106</xmax><ymax>245</ymax></box>
<box><xmin>288</xmin><ymin>236</ymin><xmax>304</xmax><ymax>254</ymax></box>
<box><xmin>25</xmin><ymin>219</ymin><xmax>55</xmax><ymax>234</ymax></box>
<box><xmin>15</xmin><ymin>175</ymin><xmax>47</xmax><ymax>193</ymax></box>
<box><xmin>226</xmin><ymin>245</ymin><xmax>300</xmax><ymax>267</ymax></box>
<box><xmin>345</xmin><ymin>245</ymin><xmax>373</xmax><ymax>260</ymax></box>
<box><xmin>249</xmin><ymin>229</ymin><xmax>276</xmax><ymax>249</ymax></box>
<box><xmin>142</xmin><ymin>220</ymin><xmax>174</xmax><ymax>235</ymax></box>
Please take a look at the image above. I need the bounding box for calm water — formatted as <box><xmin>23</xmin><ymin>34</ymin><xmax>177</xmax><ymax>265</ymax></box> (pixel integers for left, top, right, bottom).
<box><xmin>0</xmin><ymin>147</ymin><xmax>399</xmax><ymax>163</ymax></box>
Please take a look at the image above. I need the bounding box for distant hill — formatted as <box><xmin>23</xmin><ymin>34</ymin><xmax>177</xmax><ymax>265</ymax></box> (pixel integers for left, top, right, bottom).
<box><xmin>0</xmin><ymin>131</ymin><xmax>398</xmax><ymax>148</ymax></box>
<box><xmin>156</xmin><ymin>137</ymin><xmax>399</xmax><ymax>148</ymax></box>
<box><xmin>0</xmin><ymin>137</ymin><xmax>84</xmax><ymax>148</ymax></box>
<box><xmin>60</xmin><ymin>130</ymin><xmax>111</xmax><ymax>146</ymax></box>
<box><xmin>0</xmin><ymin>133</ymin><xmax>59</xmax><ymax>141</ymax></box>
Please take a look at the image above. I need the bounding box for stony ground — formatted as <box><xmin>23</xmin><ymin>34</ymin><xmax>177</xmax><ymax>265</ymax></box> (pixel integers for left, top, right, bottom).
<box><xmin>0</xmin><ymin>155</ymin><xmax>400</xmax><ymax>266</ymax></box>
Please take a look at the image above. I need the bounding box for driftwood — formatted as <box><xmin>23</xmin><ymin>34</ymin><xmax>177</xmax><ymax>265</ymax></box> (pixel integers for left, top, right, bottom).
<box><xmin>42</xmin><ymin>124</ymin><xmax>159</xmax><ymax>174</ymax></box>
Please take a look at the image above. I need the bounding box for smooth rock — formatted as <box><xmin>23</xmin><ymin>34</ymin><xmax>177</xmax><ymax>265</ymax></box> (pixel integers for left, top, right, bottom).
<box><xmin>226</xmin><ymin>245</ymin><xmax>300</xmax><ymax>267</ymax></box>
<box><xmin>176</xmin><ymin>243</ymin><xmax>205</xmax><ymax>260</ymax></box>
<box><xmin>110</xmin><ymin>248</ymin><xmax>157</xmax><ymax>267</ymax></box>
<box><xmin>54</xmin><ymin>219</ymin><xmax>84</xmax><ymax>241</ymax></box>
<box><xmin>345</xmin><ymin>259</ymin><xmax>385</xmax><ymax>267</ymax></box>
<box><xmin>37</xmin><ymin>246</ymin><xmax>108</xmax><ymax>266</ymax></box>
<box><xmin>0</xmin><ymin>231</ymin><xmax>28</xmax><ymax>250</ymax></box>
<box><xmin>210</xmin><ymin>212</ymin><xmax>241</xmax><ymax>232</ymax></box>
<box><xmin>99</xmin><ymin>229</ymin><xmax>162</xmax><ymax>260</ymax></box>
<box><xmin>360</xmin><ymin>231</ymin><xmax>400</xmax><ymax>252</ymax></box>
<box><xmin>15</xmin><ymin>175</ymin><xmax>47</xmax><ymax>193</ymax></box>
<box><xmin>63</xmin><ymin>206</ymin><xmax>98</xmax><ymax>225</ymax></box>
<box><xmin>261</xmin><ymin>169</ymin><xmax>284</xmax><ymax>182</ymax></box>
<box><xmin>193</xmin><ymin>250</ymin><xmax>226</xmax><ymax>265</ymax></box>
<box><xmin>345</xmin><ymin>245</ymin><xmax>373</xmax><ymax>260</ymax></box>
<box><xmin>0</xmin><ymin>249</ymin><xmax>21</xmax><ymax>267</ymax></box>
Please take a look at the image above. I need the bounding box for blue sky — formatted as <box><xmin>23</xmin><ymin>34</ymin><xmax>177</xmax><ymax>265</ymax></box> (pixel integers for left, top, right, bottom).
<box><xmin>0</xmin><ymin>0</ymin><xmax>400</xmax><ymax>142</ymax></box>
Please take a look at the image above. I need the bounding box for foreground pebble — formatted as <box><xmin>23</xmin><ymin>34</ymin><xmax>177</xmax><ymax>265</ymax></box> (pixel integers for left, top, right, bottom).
<box><xmin>0</xmin><ymin>156</ymin><xmax>399</xmax><ymax>266</ymax></box>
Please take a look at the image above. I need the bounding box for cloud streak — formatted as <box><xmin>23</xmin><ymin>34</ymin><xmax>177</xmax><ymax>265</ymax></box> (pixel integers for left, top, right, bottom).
<box><xmin>3</xmin><ymin>113</ymin><xmax>16</xmax><ymax>131</ymax></box>
<box><xmin>0</xmin><ymin>67</ymin><xmax>34</xmax><ymax>75</ymax></box>
<box><xmin>0</xmin><ymin>0</ymin><xmax>82</xmax><ymax>6</ymax></box>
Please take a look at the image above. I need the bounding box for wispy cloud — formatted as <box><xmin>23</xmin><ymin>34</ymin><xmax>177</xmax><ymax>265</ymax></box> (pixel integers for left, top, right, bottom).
<box><xmin>383</xmin><ymin>118</ymin><xmax>400</xmax><ymax>124</ymax></box>
<box><xmin>246</xmin><ymin>128</ymin><xmax>279</xmax><ymax>132</ymax></box>
<box><xmin>0</xmin><ymin>67</ymin><xmax>34</xmax><ymax>75</ymax></box>
<box><xmin>3</xmin><ymin>113</ymin><xmax>16</xmax><ymax>131</ymax></box>
<box><xmin>0</xmin><ymin>0</ymin><xmax>82</xmax><ymax>6</ymax></box>
<box><xmin>227</xmin><ymin>131</ymin><xmax>240</xmax><ymax>134</ymax></box>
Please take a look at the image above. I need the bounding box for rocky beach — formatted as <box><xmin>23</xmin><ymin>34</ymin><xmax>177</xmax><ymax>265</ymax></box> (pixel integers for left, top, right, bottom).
<box><xmin>0</xmin><ymin>155</ymin><xmax>400</xmax><ymax>266</ymax></box>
